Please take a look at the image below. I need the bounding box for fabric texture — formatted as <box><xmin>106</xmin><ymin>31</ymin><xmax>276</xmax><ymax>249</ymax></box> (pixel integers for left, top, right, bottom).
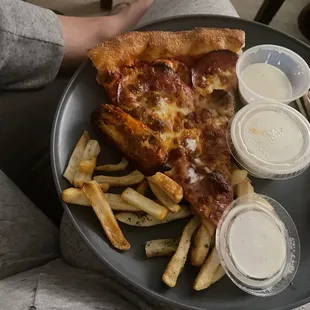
<box><xmin>0</xmin><ymin>77</ymin><xmax>70</xmax><ymax>225</ymax></box>
<box><xmin>138</xmin><ymin>0</ymin><xmax>238</xmax><ymax>26</ymax></box>
<box><xmin>0</xmin><ymin>170</ymin><xmax>60</xmax><ymax>280</ymax></box>
<box><xmin>0</xmin><ymin>264</ymin><xmax>45</xmax><ymax>310</ymax></box>
<box><xmin>0</xmin><ymin>0</ymin><xmax>64</xmax><ymax>89</ymax></box>
<box><xmin>34</xmin><ymin>259</ymin><xmax>155</xmax><ymax>310</ymax></box>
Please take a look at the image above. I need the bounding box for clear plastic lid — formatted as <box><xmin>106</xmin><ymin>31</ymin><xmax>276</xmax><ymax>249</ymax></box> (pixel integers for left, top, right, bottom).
<box><xmin>227</xmin><ymin>102</ymin><xmax>310</xmax><ymax>180</ymax></box>
<box><xmin>236</xmin><ymin>44</ymin><xmax>310</xmax><ymax>105</ymax></box>
<box><xmin>216</xmin><ymin>193</ymin><xmax>300</xmax><ymax>297</ymax></box>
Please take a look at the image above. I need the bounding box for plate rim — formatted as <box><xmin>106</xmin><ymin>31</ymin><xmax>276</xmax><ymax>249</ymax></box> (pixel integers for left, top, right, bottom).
<box><xmin>51</xmin><ymin>14</ymin><xmax>310</xmax><ymax>310</ymax></box>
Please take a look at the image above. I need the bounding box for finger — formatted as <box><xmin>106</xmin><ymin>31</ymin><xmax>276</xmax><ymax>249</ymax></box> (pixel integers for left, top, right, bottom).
<box><xmin>112</xmin><ymin>0</ymin><xmax>155</xmax><ymax>32</ymax></box>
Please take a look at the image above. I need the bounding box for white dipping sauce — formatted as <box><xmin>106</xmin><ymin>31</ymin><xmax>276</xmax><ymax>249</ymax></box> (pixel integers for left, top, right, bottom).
<box><xmin>227</xmin><ymin>205</ymin><xmax>286</xmax><ymax>279</ymax></box>
<box><xmin>241</xmin><ymin>63</ymin><xmax>292</xmax><ymax>100</ymax></box>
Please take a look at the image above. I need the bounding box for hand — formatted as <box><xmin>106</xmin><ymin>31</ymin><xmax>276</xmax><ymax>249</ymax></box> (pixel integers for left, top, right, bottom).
<box><xmin>107</xmin><ymin>0</ymin><xmax>155</xmax><ymax>37</ymax></box>
<box><xmin>58</xmin><ymin>0</ymin><xmax>154</xmax><ymax>68</ymax></box>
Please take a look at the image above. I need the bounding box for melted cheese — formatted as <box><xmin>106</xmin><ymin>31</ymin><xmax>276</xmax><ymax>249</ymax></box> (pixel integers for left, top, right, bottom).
<box><xmin>185</xmin><ymin>138</ymin><xmax>197</xmax><ymax>151</ymax></box>
<box><xmin>188</xmin><ymin>167</ymin><xmax>201</xmax><ymax>184</ymax></box>
<box><xmin>153</xmin><ymin>98</ymin><xmax>192</xmax><ymax>120</ymax></box>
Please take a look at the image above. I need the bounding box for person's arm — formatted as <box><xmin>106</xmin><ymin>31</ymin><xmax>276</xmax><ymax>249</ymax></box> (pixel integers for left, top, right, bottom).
<box><xmin>58</xmin><ymin>0</ymin><xmax>154</xmax><ymax>68</ymax></box>
<box><xmin>0</xmin><ymin>0</ymin><xmax>153</xmax><ymax>90</ymax></box>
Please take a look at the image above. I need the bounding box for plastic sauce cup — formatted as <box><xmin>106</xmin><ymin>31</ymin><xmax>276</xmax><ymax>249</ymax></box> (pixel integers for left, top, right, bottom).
<box><xmin>237</xmin><ymin>45</ymin><xmax>310</xmax><ymax>105</ymax></box>
<box><xmin>216</xmin><ymin>193</ymin><xmax>300</xmax><ymax>297</ymax></box>
<box><xmin>227</xmin><ymin>103</ymin><xmax>310</xmax><ymax>180</ymax></box>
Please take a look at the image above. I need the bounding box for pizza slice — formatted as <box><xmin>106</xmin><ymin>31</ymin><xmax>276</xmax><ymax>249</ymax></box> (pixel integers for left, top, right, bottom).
<box><xmin>88</xmin><ymin>28</ymin><xmax>245</xmax><ymax>226</ymax></box>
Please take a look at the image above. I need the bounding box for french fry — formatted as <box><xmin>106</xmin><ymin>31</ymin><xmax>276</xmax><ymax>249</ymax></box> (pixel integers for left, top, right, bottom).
<box><xmin>93</xmin><ymin>170</ymin><xmax>144</xmax><ymax>187</ymax></box>
<box><xmin>83</xmin><ymin>181</ymin><xmax>130</xmax><ymax>251</ymax></box>
<box><xmin>145</xmin><ymin>238</ymin><xmax>179</xmax><ymax>258</ymax></box>
<box><xmin>148</xmin><ymin>181</ymin><xmax>181</xmax><ymax>213</ymax></box>
<box><xmin>235</xmin><ymin>178</ymin><xmax>254</xmax><ymax>197</ymax></box>
<box><xmin>104</xmin><ymin>193</ymin><xmax>139</xmax><ymax>211</ymax></box>
<box><xmin>190</xmin><ymin>224</ymin><xmax>211</xmax><ymax>267</ymax></box>
<box><xmin>62</xmin><ymin>187</ymin><xmax>90</xmax><ymax>206</ymax></box>
<box><xmin>211</xmin><ymin>265</ymin><xmax>225</xmax><ymax>284</ymax></box>
<box><xmin>115</xmin><ymin>205</ymin><xmax>191</xmax><ymax>227</ymax></box>
<box><xmin>62</xmin><ymin>188</ymin><xmax>139</xmax><ymax>211</ymax></box>
<box><xmin>210</xmin><ymin>233</ymin><xmax>215</xmax><ymax>249</ymax></box>
<box><xmin>231</xmin><ymin>169</ymin><xmax>248</xmax><ymax>186</ymax></box>
<box><xmin>202</xmin><ymin>218</ymin><xmax>216</xmax><ymax>236</ymax></box>
<box><xmin>162</xmin><ymin>217</ymin><xmax>200</xmax><ymax>288</ymax></box>
<box><xmin>78</xmin><ymin>157</ymin><xmax>97</xmax><ymax>174</ymax></box>
<box><xmin>63</xmin><ymin>131</ymin><xmax>89</xmax><ymax>184</ymax></box>
<box><xmin>147</xmin><ymin>172</ymin><xmax>183</xmax><ymax>203</ymax></box>
<box><xmin>193</xmin><ymin>247</ymin><xmax>221</xmax><ymax>291</ymax></box>
<box><xmin>62</xmin><ymin>185</ymin><xmax>109</xmax><ymax>206</ymax></box>
<box><xmin>98</xmin><ymin>183</ymin><xmax>110</xmax><ymax>192</ymax></box>
<box><xmin>136</xmin><ymin>180</ymin><xmax>148</xmax><ymax>195</ymax></box>
<box><xmin>121</xmin><ymin>188</ymin><xmax>168</xmax><ymax>220</ymax></box>
<box><xmin>74</xmin><ymin>140</ymin><xmax>100</xmax><ymax>188</ymax></box>
<box><xmin>96</xmin><ymin>157</ymin><xmax>129</xmax><ymax>172</ymax></box>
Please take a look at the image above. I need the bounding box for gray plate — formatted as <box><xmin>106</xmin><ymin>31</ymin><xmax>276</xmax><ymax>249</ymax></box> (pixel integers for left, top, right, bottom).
<box><xmin>51</xmin><ymin>15</ymin><xmax>310</xmax><ymax>310</ymax></box>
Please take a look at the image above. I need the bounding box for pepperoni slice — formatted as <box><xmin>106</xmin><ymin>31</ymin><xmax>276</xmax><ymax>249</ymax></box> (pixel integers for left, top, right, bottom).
<box><xmin>192</xmin><ymin>50</ymin><xmax>238</xmax><ymax>94</ymax></box>
<box><xmin>116</xmin><ymin>63</ymin><xmax>194</xmax><ymax>132</ymax></box>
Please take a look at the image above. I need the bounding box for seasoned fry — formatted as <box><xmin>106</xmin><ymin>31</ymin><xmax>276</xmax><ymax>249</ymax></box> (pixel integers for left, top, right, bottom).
<box><xmin>63</xmin><ymin>131</ymin><xmax>89</xmax><ymax>184</ymax></box>
<box><xmin>148</xmin><ymin>172</ymin><xmax>183</xmax><ymax>203</ymax></box>
<box><xmin>62</xmin><ymin>188</ymin><xmax>140</xmax><ymax>211</ymax></box>
<box><xmin>231</xmin><ymin>169</ymin><xmax>248</xmax><ymax>186</ymax></box>
<box><xmin>74</xmin><ymin>140</ymin><xmax>100</xmax><ymax>188</ymax></box>
<box><xmin>121</xmin><ymin>188</ymin><xmax>168</xmax><ymax>220</ymax></box>
<box><xmin>96</xmin><ymin>157</ymin><xmax>129</xmax><ymax>172</ymax></box>
<box><xmin>83</xmin><ymin>181</ymin><xmax>130</xmax><ymax>250</ymax></box>
<box><xmin>190</xmin><ymin>224</ymin><xmax>211</xmax><ymax>267</ymax></box>
<box><xmin>148</xmin><ymin>181</ymin><xmax>181</xmax><ymax>213</ymax></box>
<box><xmin>211</xmin><ymin>265</ymin><xmax>225</xmax><ymax>284</ymax></box>
<box><xmin>93</xmin><ymin>170</ymin><xmax>144</xmax><ymax>187</ymax></box>
<box><xmin>235</xmin><ymin>178</ymin><xmax>254</xmax><ymax>197</ymax></box>
<box><xmin>193</xmin><ymin>247</ymin><xmax>221</xmax><ymax>291</ymax></box>
<box><xmin>115</xmin><ymin>205</ymin><xmax>191</xmax><ymax>227</ymax></box>
<box><xmin>136</xmin><ymin>180</ymin><xmax>148</xmax><ymax>195</ymax></box>
<box><xmin>145</xmin><ymin>238</ymin><xmax>179</xmax><ymax>258</ymax></box>
<box><xmin>162</xmin><ymin>217</ymin><xmax>200</xmax><ymax>288</ymax></box>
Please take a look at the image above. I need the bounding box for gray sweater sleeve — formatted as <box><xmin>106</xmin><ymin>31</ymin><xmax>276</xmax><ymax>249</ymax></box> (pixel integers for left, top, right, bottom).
<box><xmin>0</xmin><ymin>0</ymin><xmax>64</xmax><ymax>90</ymax></box>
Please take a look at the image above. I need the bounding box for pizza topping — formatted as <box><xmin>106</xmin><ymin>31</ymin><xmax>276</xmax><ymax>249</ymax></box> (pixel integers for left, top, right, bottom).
<box><xmin>192</xmin><ymin>50</ymin><xmax>238</xmax><ymax>94</ymax></box>
<box><xmin>188</xmin><ymin>167</ymin><xmax>205</xmax><ymax>185</ymax></box>
<box><xmin>93</xmin><ymin>104</ymin><xmax>168</xmax><ymax>175</ymax></box>
<box><xmin>166</xmin><ymin>155</ymin><xmax>232</xmax><ymax>226</ymax></box>
<box><xmin>168</xmin><ymin>148</ymin><xmax>184</xmax><ymax>162</ymax></box>
<box><xmin>152</xmin><ymin>59</ymin><xmax>191</xmax><ymax>85</ymax></box>
<box><xmin>196</xmin><ymin>90</ymin><xmax>235</xmax><ymax>119</ymax></box>
<box><xmin>185</xmin><ymin>138</ymin><xmax>197</xmax><ymax>152</ymax></box>
<box><xmin>117</xmin><ymin>64</ymin><xmax>194</xmax><ymax>113</ymax></box>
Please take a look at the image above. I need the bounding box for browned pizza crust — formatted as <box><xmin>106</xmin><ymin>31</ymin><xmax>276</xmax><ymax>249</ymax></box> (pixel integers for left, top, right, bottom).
<box><xmin>87</xmin><ymin>28</ymin><xmax>245</xmax><ymax>72</ymax></box>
